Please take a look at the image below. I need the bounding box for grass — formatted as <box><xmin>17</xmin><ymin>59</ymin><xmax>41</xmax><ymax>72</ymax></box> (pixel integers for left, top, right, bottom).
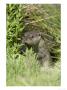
<box><xmin>6</xmin><ymin>47</ymin><xmax>61</xmax><ymax>86</ymax></box>
<box><xmin>6</xmin><ymin>4</ymin><xmax>61</xmax><ymax>86</ymax></box>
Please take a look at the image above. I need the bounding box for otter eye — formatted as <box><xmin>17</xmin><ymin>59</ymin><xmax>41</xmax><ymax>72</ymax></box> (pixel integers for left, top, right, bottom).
<box><xmin>32</xmin><ymin>36</ymin><xmax>34</xmax><ymax>38</ymax></box>
<box><xmin>30</xmin><ymin>35</ymin><xmax>33</xmax><ymax>38</ymax></box>
<box><xmin>39</xmin><ymin>33</ymin><xmax>41</xmax><ymax>36</ymax></box>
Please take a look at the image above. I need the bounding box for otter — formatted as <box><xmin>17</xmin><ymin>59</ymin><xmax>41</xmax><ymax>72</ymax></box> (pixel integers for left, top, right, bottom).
<box><xmin>20</xmin><ymin>30</ymin><xmax>51</xmax><ymax>67</ymax></box>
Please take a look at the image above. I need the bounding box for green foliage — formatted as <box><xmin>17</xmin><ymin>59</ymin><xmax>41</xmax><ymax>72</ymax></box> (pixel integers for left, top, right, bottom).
<box><xmin>6</xmin><ymin>4</ymin><xmax>25</xmax><ymax>47</ymax></box>
<box><xmin>6</xmin><ymin>4</ymin><xmax>61</xmax><ymax>86</ymax></box>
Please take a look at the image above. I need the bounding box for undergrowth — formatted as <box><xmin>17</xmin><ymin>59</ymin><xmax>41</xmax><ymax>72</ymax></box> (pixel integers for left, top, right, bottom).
<box><xmin>6</xmin><ymin>47</ymin><xmax>61</xmax><ymax>86</ymax></box>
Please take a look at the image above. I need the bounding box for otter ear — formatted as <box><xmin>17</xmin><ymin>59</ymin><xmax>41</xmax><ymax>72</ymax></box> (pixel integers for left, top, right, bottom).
<box><xmin>29</xmin><ymin>34</ymin><xmax>33</xmax><ymax>38</ymax></box>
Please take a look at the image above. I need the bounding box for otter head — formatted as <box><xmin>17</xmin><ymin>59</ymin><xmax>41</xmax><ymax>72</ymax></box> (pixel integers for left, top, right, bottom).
<box><xmin>22</xmin><ymin>31</ymin><xmax>41</xmax><ymax>46</ymax></box>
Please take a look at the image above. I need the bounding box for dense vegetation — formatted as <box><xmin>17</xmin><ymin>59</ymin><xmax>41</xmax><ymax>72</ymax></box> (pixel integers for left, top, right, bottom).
<box><xmin>6</xmin><ymin>4</ymin><xmax>61</xmax><ymax>86</ymax></box>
